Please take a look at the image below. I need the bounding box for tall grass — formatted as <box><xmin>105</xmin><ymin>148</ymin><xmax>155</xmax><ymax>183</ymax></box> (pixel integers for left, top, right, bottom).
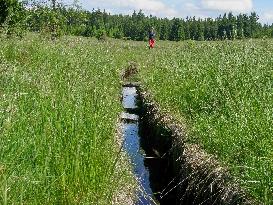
<box><xmin>2</xmin><ymin>34</ymin><xmax>272</xmax><ymax>204</ymax></box>
<box><xmin>0</xmin><ymin>35</ymin><xmax>145</xmax><ymax>204</ymax></box>
<box><xmin>139</xmin><ymin>39</ymin><xmax>273</xmax><ymax>203</ymax></box>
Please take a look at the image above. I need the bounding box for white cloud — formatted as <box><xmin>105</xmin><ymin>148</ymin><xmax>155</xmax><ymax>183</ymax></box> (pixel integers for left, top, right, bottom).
<box><xmin>182</xmin><ymin>2</ymin><xmax>209</xmax><ymax>19</ymax></box>
<box><xmin>260</xmin><ymin>11</ymin><xmax>273</xmax><ymax>24</ymax></box>
<box><xmin>88</xmin><ymin>0</ymin><xmax>178</xmax><ymax>18</ymax></box>
<box><xmin>201</xmin><ymin>0</ymin><xmax>253</xmax><ymax>13</ymax></box>
<box><xmin>185</xmin><ymin>2</ymin><xmax>200</xmax><ymax>11</ymax></box>
<box><xmin>77</xmin><ymin>0</ymin><xmax>263</xmax><ymax>20</ymax></box>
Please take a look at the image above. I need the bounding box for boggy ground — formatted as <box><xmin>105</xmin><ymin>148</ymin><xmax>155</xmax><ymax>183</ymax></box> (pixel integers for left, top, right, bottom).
<box><xmin>138</xmin><ymin>39</ymin><xmax>273</xmax><ymax>204</ymax></box>
<box><xmin>139</xmin><ymin>88</ymin><xmax>256</xmax><ymax>204</ymax></box>
<box><xmin>1</xmin><ymin>34</ymin><xmax>272</xmax><ymax>204</ymax></box>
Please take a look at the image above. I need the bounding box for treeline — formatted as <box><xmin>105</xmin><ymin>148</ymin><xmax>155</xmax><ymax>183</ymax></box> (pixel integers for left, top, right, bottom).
<box><xmin>1</xmin><ymin>0</ymin><xmax>273</xmax><ymax>40</ymax></box>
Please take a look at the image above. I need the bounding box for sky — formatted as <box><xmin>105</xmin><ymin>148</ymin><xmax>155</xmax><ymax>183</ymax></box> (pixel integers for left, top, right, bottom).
<box><xmin>65</xmin><ymin>0</ymin><xmax>273</xmax><ymax>24</ymax></box>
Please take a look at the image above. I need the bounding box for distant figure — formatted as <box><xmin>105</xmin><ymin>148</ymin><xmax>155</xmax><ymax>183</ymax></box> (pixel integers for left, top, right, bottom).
<box><xmin>148</xmin><ymin>27</ymin><xmax>156</xmax><ymax>49</ymax></box>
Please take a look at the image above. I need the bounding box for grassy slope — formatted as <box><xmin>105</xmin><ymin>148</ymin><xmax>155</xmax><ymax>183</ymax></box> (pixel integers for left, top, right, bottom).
<box><xmin>0</xmin><ymin>35</ymin><xmax>145</xmax><ymax>204</ymax></box>
<box><xmin>139</xmin><ymin>40</ymin><xmax>273</xmax><ymax>203</ymax></box>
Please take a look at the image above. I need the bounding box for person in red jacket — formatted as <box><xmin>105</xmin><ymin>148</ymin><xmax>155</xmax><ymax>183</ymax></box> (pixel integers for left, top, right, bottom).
<box><xmin>148</xmin><ymin>27</ymin><xmax>156</xmax><ymax>49</ymax></box>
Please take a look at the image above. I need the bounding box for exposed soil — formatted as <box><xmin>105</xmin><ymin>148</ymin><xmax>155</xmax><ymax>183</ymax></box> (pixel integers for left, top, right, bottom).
<box><xmin>138</xmin><ymin>88</ymin><xmax>257</xmax><ymax>205</ymax></box>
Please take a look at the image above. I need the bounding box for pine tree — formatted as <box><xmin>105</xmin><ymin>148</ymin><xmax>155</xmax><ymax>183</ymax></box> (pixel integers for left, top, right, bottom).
<box><xmin>227</xmin><ymin>12</ymin><xmax>236</xmax><ymax>40</ymax></box>
<box><xmin>243</xmin><ymin>14</ymin><xmax>251</xmax><ymax>38</ymax></box>
<box><xmin>170</xmin><ymin>18</ymin><xmax>184</xmax><ymax>41</ymax></box>
<box><xmin>249</xmin><ymin>12</ymin><xmax>260</xmax><ymax>38</ymax></box>
<box><xmin>159</xmin><ymin>19</ymin><xmax>169</xmax><ymax>40</ymax></box>
<box><xmin>196</xmin><ymin>19</ymin><xmax>204</xmax><ymax>41</ymax></box>
<box><xmin>237</xmin><ymin>14</ymin><xmax>244</xmax><ymax>39</ymax></box>
<box><xmin>184</xmin><ymin>18</ymin><xmax>190</xmax><ymax>40</ymax></box>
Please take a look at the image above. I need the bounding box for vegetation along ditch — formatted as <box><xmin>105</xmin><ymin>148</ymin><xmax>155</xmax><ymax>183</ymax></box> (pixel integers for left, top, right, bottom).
<box><xmin>121</xmin><ymin>83</ymin><xmax>158</xmax><ymax>205</ymax></box>
<box><xmin>139</xmin><ymin>89</ymin><xmax>256</xmax><ymax>205</ymax></box>
<box><xmin>1</xmin><ymin>28</ymin><xmax>272</xmax><ymax>205</ymax></box>
<box><xmin>121</xmin><ymin>64</ymin><xmax>257</xmax><ymax>205</ymax></box>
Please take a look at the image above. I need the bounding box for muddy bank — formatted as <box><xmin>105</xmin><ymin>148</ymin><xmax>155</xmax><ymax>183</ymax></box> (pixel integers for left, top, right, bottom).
<box><xmin>138</xmin><ymin>89</ymin><xmax>257</xmax><ymax>205</ymax></box>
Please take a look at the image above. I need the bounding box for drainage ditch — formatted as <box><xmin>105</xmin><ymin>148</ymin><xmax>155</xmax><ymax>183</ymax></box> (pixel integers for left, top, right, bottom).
<box><xmin>121</xmin><ymin>84</ymin><xmax>177</xmax><ymax>205</ymax></box>
<box><xmin>121</xmin><ymin>83</ymin><xmax>249</xmax><ymax>205</ymax></box>
<box><xmin>121</xmin><ymin>85</ymin><xmax>158</xmax><ymax>205</ymax></box>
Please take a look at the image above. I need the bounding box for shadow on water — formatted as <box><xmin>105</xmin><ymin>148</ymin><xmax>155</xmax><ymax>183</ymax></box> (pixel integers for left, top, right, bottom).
<box><xmin>139</xmin><ymin>126</ymin><xmax>178</xmax><ymax>205</ymax></box>
<box><xmin>121</xmin><ymin>86</ymin><xmax>158</xmax><ymax>205</ymax></box>
<box><xmin>122</xmin><ymin>122</ymin><xmax>158</xmax><ymax>205</ymax></box>
<box><xmin>121</xmin><ymin>86</ymin><xmax>178</xmax><ymax>205</ymax></box>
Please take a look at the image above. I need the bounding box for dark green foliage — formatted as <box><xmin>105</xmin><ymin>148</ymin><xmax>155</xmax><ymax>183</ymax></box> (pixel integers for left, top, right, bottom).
<box><xmin>96</xmin><ymin>28</ymin><xmax>107</xmax><ymax>40</ymax></box>
<box><xmin>61</xmin><ymin>10</ymin><xmax>272</xmax><ymax>41</ymax></box>
<box><xmin>169</xmin><ymin>18</ymin><xmax>184</xmax><ymax>41</ymax></box>
<box><xmin>24</xmin><ymin>0</ymin><xmax>67</xmax><ymax>38</ymax></box>
<box><xmin>3</xmin><ymin>0</ymin><xmax>273</xmax><ymax>40</ymax></box>
<box><xmin>0</xmin><ymin>0</ymin><xmax>9</xmax><ymax>25</ymax></box>
<box><xmin>0</xmin><ymin>0</ymin><xmax>25</xmax><ymax>37</ymax></box>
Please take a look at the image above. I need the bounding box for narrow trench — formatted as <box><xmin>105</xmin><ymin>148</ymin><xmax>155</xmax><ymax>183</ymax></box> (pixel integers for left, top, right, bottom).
<box><xmin>120</xmin><ymin>68</ymin><xmax>248</xmax><ymax>205</ymax></box>
<box><xmin>121</xmin><ymin>85</ymin><xmax>178</xmax><ymax>205</ymax></box>
<box><xmin>120</xmin><ymin>83</ymin><xmax>248</xmax><ymax>205</ymax></box>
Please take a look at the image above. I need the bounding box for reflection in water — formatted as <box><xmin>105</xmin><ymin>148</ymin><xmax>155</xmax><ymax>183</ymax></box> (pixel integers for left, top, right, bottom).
<box><xmin>122</xmin><ymin>87</ymin><xmax>138</xmax><ymax>109</ymax></box>
<box><xmin>122</xmin><ymin>86</ymin><xmax>158</xmax><ymax>205</ymax></box>
<box><xmin>122</xmin><ymin>122</ymin><xmax>158</xmax><ymax>205</ymax></box>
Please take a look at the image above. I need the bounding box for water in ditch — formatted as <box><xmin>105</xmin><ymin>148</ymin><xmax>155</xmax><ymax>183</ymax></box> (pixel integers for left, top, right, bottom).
<box><xmin>121</xmin><ymin>86</ymin><xmax>159</xmax><ymax>205</ymax></box>
<box><xmin>121</xmin><ymin>84</ymin><xmax>228</xmax><ymax>205</ymax></box>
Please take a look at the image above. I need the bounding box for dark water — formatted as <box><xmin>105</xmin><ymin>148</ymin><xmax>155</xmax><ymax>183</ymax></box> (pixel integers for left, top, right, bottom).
<box><xmin>122</xmin><ymin>122</ymin><xmax>158</xmax><ymax>205</ymax></box>
<box><xmin>121</xmin><ymin>85</ymin><xmax>220</xmax><ymax>205</ymax></box>
<box><xmin>121</xmin><ymin>86</ymin><xmax>158</xmax><ymax>205</ymax></box>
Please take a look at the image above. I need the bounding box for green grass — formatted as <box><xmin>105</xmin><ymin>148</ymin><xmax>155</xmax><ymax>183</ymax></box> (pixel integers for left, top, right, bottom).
<box><xmin>138</xmin><ymin>39</ymin><xmax>273</xmax><ymax>203</ymax></box>
<box><xmin>1</xmin><ymin>34</ymin><xmax>272</xmax><ymax>204</ymax></box>
<box><xmin>0</xmin><ymin>35</ymin><xmax>146</xmax><ymax>204</ymax></box>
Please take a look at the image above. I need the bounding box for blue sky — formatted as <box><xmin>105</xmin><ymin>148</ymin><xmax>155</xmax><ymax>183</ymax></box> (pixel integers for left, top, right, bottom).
<box><xmin>66</xmin><ymin>0</ymin><xmax>273</xmax><ymax>24</ymax></box>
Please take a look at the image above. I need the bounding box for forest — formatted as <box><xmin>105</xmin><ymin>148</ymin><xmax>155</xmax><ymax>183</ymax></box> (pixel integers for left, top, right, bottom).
<box><xmin>1</xmin><ymin>0</ymin><xmax>273</xmax><ymax>41</ymax></box>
